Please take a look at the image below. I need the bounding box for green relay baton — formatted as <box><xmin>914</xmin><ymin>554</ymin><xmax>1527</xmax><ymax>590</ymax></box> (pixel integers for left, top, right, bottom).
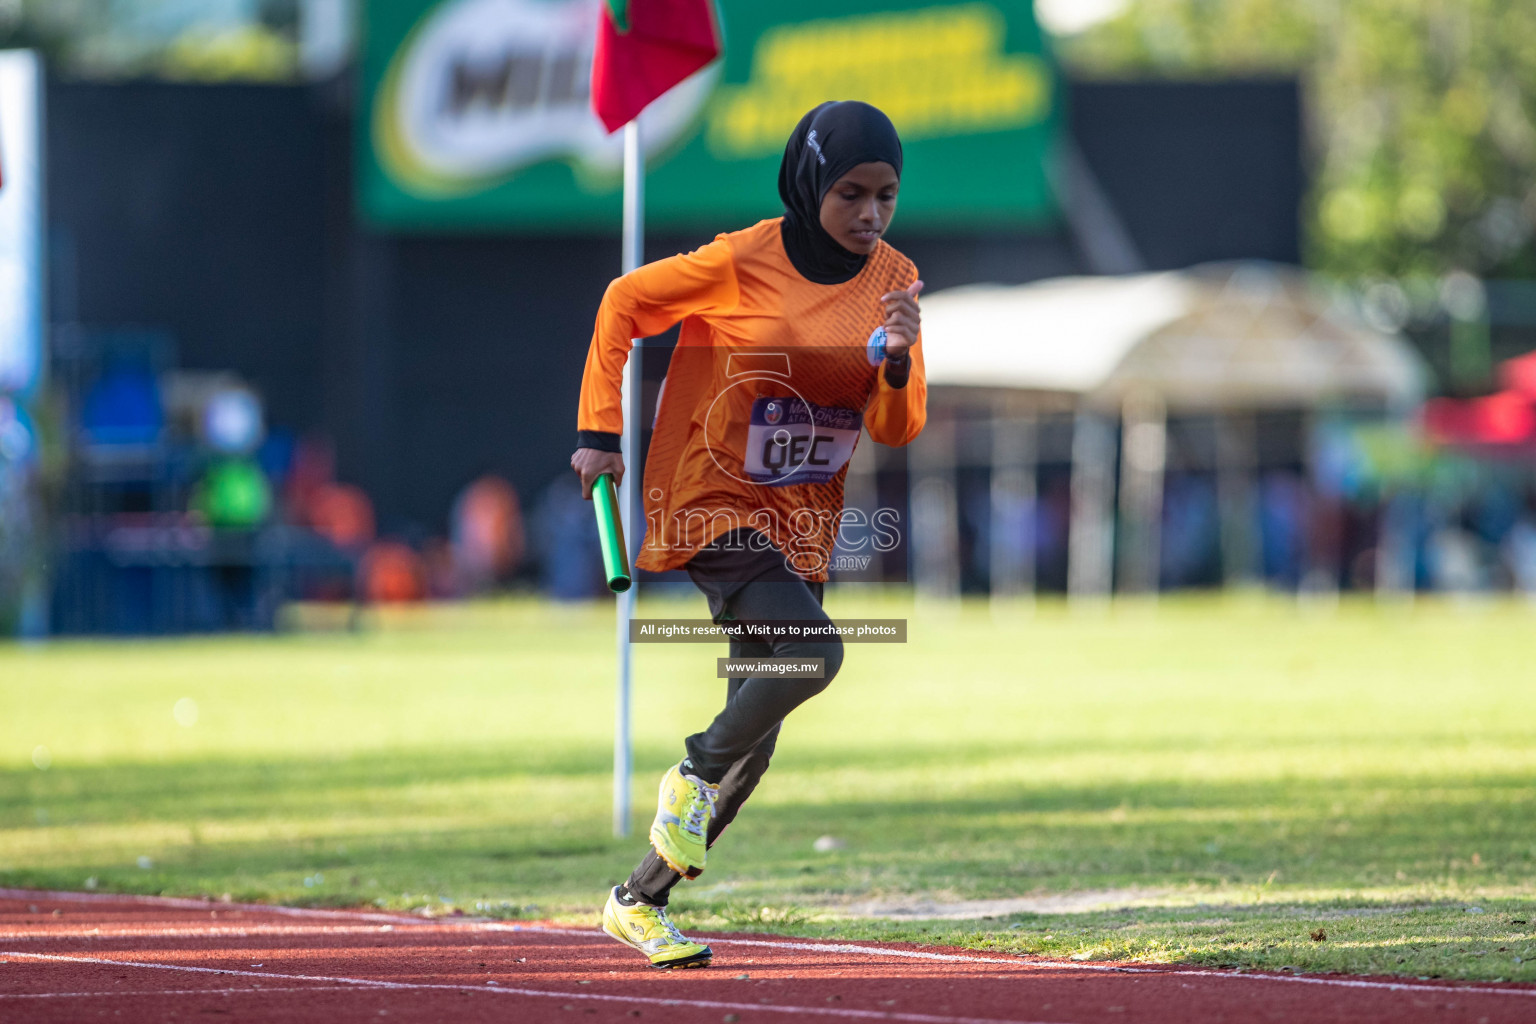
<box><xmin>593</xmin><ymin>472</ymin><xmax>632</xmax><ymax>593</ymax></box>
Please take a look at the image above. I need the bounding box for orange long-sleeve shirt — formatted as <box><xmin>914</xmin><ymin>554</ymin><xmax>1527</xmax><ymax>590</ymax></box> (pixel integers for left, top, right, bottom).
<box><xmin>577</xmin><ymin>218</ymin><xmax>926</xmax><ymax>579</ymax></box>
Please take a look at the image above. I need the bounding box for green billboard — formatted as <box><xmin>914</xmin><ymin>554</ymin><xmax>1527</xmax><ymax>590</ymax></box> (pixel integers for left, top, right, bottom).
<box><xmin>359</xmin><ymin>0</ymin><xmax>1058</xmax><ymax>230</ymax></box>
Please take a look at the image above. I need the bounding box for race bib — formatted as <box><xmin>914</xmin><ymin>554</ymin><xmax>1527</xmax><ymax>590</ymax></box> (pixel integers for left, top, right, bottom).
<box><xmin>743</xmin><ymin>396</ymin><xmax>861</xmax><ymax>486</ymax></box>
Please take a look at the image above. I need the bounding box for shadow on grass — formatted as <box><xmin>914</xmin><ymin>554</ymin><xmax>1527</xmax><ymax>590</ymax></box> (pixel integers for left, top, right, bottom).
<box><xmin>7</xmin><ymin>730</ymin><xmax>1532</xmax><ymax>822</ymax></box>
<box><xmin>2</xmin><ymin>741</ymin><xmax>1533</xmax><ymax>908</ymax></box>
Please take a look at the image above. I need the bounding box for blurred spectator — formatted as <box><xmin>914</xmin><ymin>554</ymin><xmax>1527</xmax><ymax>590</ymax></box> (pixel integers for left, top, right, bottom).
<box><xmin>188</xmin><ymin>403</ymin><xmax>274</xmax><ymax>630</ymax></box>
<box><xmin>1161</xmin><ymin>475</ymin><xmax>1220</xmax><ymax>588</ymax></box>
<box><xmin>284</xmin><ymin>434</ymin><xmax>337</xmax><ymax>520</ymax></box>
<box><xmin>360</xmin><ymin>541</ymin><xmax>426</xmax><ymax>603</ymax></box>
<box><xmin>190</xmin><ymin>457</ymin><xmax>271</xmax><ymax>529</ymax></box>
<box><xmin>1260</xmin><ymin>472</ymin><xmax>1309</xmax><ymax>588</ymax></box>
<box><xmin>422</xmin><ymin>537</ymin><xmax>459</xmax><ymax>598</ymax></box>
<box><xmin>532</xmin><ymin>474</ymin><xmax>604</xmax><ymax>601</ymax></box>
<box><xmin>450</xmin><ymin>474</ymin><xmax>526</xmax><ymax>594</ymax></box>
<box><xmin>257</xmin><ymin>428</ymin><xmax>297</xmax><ymax>492</ymax></box>
<box><xmin>1034</xmin><ymin>473</ymin><xmax>1071</xmax><ymax>591</ymax></box>
<box><xmin>307</xmin><ymin>482</ymin><xmax>376</xmax><ymax>550</ymax></box>
<box><xmin>1427</xmin><ymin>522</ymin><xmax>1485</xmax><ymax>594</ymax></box>
<box><xmin>1505</xmin><ymin>516</ymin><xmax>1536</xmax><ymax>599</ymax></box>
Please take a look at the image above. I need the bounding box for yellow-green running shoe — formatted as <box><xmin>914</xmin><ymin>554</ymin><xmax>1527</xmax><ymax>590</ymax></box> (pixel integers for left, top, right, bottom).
<box><xmin>649</xmin><ymin>761</ymin><xmax>718</xmax><ymax>879</ymax></box>
<box><xmin>600</xmin><ymin>886</ymin><xmax>713</xmax><ymax>969</ymax></box>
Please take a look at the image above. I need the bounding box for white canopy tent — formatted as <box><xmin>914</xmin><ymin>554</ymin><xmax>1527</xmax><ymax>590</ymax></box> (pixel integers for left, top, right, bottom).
<box><xmin>899</xmin><ymin>263</ymin><xmax>1428</xmax><ymax>599</ymax></box>
<box><xmin>919</xmin><ymin>263</ymin><xmax>1425</xmax><ymax>411</ymax></box>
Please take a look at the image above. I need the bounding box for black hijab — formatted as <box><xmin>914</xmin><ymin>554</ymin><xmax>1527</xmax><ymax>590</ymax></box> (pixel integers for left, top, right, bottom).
<box><xmin>778</xmin><ymin>101</ymin><xmax>903</xmax><ymax>285</ymax></box>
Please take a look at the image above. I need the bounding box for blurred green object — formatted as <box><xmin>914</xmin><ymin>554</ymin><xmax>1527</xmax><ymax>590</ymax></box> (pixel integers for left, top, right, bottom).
<box><xmin>192</xmin><ymin>457</ymin><xmax>272</xmax><ymax>529</ymax></box>
<box><xmin>1061</xmin><ymin>0</ymin><xmax>1536</xmax><ymax>280</ymax></box>
<box><xmin>594</xmin><ymin>472</ymin><xmax>631</xmax><ymax>593</ymax></box>
<box><xmin>358</xmin><ymin>0</ymin><xmax>1058</xmax><ymax>231</ymax></box>
<box><xmin>0</xmin><ymin>1</ymin><xmax>300</xmax><ymax>82</ymax></box>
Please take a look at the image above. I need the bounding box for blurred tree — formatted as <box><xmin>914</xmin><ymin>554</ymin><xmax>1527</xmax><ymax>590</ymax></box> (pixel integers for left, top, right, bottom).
<box><xmin>0</xmin><ymin>0</ymin><xmax>299</xmax><ymax>81</ymax></box>
<box><xmin>1059</xmin><ymin>0</ymin><xmax>1536</xmax><ymax>281</ymax></box>
<box><xmin>161</xmin><ymin>26</ymin><xmax>297</xmax><ymax>82</ymax></box>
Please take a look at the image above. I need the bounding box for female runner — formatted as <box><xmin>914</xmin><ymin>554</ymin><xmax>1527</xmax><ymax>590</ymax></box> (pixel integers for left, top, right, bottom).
<box><xmin>572</xmin><ymin>100</ymin><xmax>925</xmax><ymax>969</ymax></box>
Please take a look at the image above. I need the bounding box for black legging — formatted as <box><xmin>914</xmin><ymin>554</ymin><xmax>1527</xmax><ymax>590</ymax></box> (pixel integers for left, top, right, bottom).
<box><xmin>624</xmin><ymin>577</ymin><xmax>843</xmax><ymax>906</ymax></box>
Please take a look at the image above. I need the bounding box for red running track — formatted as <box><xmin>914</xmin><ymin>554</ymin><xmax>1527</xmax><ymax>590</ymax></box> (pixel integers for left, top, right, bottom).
<box><xmin>0</xmin><ymin>889</ymin><xmax>1532</xmax><ymax>1023</ymax></box>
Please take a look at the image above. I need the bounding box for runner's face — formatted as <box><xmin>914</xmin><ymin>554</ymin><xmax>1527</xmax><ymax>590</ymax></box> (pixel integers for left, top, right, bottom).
<box><xmin>818</xmin><ymin>162</ymin><xmax>899</xmax><ymax>255</ymax></box>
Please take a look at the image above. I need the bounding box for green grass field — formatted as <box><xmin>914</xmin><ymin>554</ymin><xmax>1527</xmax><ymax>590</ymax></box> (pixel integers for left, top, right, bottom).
<box><xmin>3</xmin><ymin>593</ymin><xmax>1534</xmax><ymax>982</ymax></box>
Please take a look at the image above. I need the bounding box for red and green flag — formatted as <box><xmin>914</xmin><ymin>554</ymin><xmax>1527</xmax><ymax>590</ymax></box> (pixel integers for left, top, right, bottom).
<box><xmin>591</xmin><ymin>0</ymin><xmax>720</xmax><ymax>134</ymax></box>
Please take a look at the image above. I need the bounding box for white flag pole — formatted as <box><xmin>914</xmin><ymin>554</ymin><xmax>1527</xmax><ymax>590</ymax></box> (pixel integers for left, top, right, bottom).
<box><xmin>613</xmin><ymin>119</ymin><xmax>643</xmax><ymax>838</ymax></box>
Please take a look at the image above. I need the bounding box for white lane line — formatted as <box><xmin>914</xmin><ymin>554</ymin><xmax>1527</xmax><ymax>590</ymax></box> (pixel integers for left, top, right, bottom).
<box><xmin>692</xmin><ymin>936</ymin><xmax>1536</xmax><ymax>999</ymax></box>
<box><xmin>7</xmin><ymin>889</ymin><xmax>1535</xmax><ymax>999</ymax></box>
<box><xmin>0</xmin><ymin>888</ymin><xmax>427</xmax><ymax>926</ymax></box>
<box><xmin>0</xmin><ymin>924</ymin><xmax>414</xmax><ymax>941</ymax></box>
<box><xmin>518</xmin><ymin>927</ymin><xmax>1030</xmax><ymax>965</ymax></box>
<box><xmin>510</xmin><ymin>925</ymin><xmax>1536</xmax><ymax>999</ymax></box>
<box><xmin>0</xmin><ymin>951</ymin><xmax>1057</xmax><ymax>1024</ymax></box>
<box><xmin>0</xmin><ymin>987</ymin><xmax>365</xmax><ymax>1000</ymax></box>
